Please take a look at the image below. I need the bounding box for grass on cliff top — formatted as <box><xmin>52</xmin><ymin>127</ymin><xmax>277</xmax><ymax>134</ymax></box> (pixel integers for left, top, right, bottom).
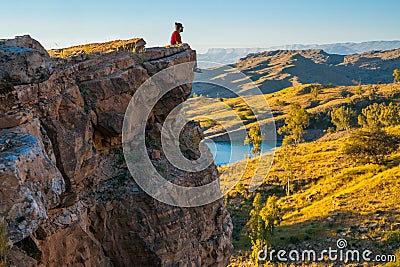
<box><xmin>48</xmin><ymin>38</ymin><xmax>145</xmax><ymax>58</ymax></box>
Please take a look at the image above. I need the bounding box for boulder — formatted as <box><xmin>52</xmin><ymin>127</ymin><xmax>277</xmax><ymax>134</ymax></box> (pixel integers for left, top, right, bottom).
<box><xmin>0</xmin><ymin>35</ymin><xmax>53</xmax><ymax>89</ymax></box>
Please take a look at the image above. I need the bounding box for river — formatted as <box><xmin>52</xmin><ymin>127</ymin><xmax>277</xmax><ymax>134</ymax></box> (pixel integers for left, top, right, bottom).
<box><xmin>204</xmin><ymin>140</ymin><xmax>280</xmax><ymax>166</ymax></box>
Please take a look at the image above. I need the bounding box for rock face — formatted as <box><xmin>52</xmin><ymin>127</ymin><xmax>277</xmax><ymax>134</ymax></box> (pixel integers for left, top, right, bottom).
<box><xmin>0</xmin><ymin>35</ymin><xmax>53</xmax><ymax>89</ymax></box>
<box><xmin>0</xmin><ymin>36</ymin><xmax>233</xmax><ymax>266</ymax></box>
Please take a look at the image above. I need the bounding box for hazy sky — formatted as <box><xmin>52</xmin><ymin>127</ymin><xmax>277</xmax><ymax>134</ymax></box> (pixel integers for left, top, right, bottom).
<box><xmin>1</xmin><ymin>0</ymin><xmax>399</xmax><ymax>53</ymax></box>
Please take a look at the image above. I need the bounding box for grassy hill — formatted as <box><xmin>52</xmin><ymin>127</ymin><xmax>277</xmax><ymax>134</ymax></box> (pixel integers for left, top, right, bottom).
<box><xmin>189</xmin><ymin>82</ymin><xmax>400</xmax><ymax>141</ymax></box>
<box><xmin>193</xmin><ymin>49</ymin><xmax>400</xmax><ymax>97</ymax></box>
<box><xmin>196</xmin><ymin>82</ymin><xmax>400</xmax><ymax>266</ymax></box>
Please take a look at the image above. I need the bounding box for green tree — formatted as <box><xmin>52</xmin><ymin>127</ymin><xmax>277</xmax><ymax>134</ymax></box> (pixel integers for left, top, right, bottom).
<box><xmin>358</xmin><ymin>102</ymin><xmax>400</xmax><ymax>130</ymax></box>
<box><xmin>330</xmin><ymin>106</ymin><xmax>355</xmax><ymax>131</ymax></box>
<box><xmin>245</xmin><ymin>126</ymin><xmax>263</xmax><ymax>157</ymax></box>
<box><xmin>248</xmin><ymin>193</ymin><xmax>283</xmax><ymax>264</ymax></box>
<box><xmin>248</xmin><ymin>193</ymin><xmax>267</xmax><ymax>252</ymax></box>
<box><xmin>235</xmin><ymin>182</ymin><xmax>246</xmax><ymax>197</ymax></box>
<box><xmin>393</xmin><ymin>69</ymin><xmax>400</xmax><ymax>83</ymax></box>
<box><xmin>343</xmin><ymin>128</ymin><xmax>400</xmax><ymax>165</ymax></box>
<box><xmin>259</xmin><ymin>195</ymin><xmax>282</xmax><ymax>235</ymax></box>
<box><xmin>278</xmin><ymin>103</ymin><xmax>310</xmax><ymax>146</ymax></box>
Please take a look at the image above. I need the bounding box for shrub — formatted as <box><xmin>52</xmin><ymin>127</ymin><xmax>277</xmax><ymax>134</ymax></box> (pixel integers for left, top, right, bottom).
<box><xmin>343</xmin><ymin>128</ymin><xmax>400</xmax><ymax>165</ymax></box>
<box><xmin>330</xmin><ymin>106</ymin><xmax>356</xmax><ymax>131</ymax></box>
<box><xmin>385</xmin><ymin>230</ymin><xmax>400</xmax><ymax>243</ymax></box>
<box><xmin>358</xmin><ymin>102</ymin><xmax>400</xmax><ymax>130</ymax></box>
<box><xmin>239</xmin><ymin>114</ymin><xmax>248</xmax><ymax>121</ymax></box>
<box><xmin>393</xmin><ymin>69</ymin><xmax>400</xmax><ymax>83</ymax></box>
<box><xmin>275</xmin><ymin>99</ymin><xmax>288</xmax><ymax>106</ymax></box>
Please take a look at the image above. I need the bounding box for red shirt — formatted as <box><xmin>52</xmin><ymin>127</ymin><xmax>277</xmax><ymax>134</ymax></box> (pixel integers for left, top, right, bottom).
<box><xmin>170</xmin><ymin>31</ymin><xmax>182</xmax><ymax>45</ymax></box>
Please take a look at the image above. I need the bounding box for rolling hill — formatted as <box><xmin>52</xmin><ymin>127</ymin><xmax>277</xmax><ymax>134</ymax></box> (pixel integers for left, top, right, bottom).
<box><xmin>198</xmin><ymin>40</ymin><xmax>400</xmax><ymax>64</ymax></box>
<box><xmin>193</xmin><ymin>48</ymin><xmax>400</xmax><ymax>97</ymax></box>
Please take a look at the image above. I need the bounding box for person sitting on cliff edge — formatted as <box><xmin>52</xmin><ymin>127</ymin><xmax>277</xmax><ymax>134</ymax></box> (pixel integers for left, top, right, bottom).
<box><xmin>170</xmin><ymin>22</ymin><xmax>183</xmax><ymax>45</ymax></box>
<box><xmin>170</xmin><ymin>22</ymin><xmax>202</xmax><ymax>73</ymax></box>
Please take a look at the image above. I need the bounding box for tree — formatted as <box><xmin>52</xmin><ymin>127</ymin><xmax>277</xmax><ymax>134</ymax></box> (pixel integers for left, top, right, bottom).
<box><xmin>343</xmin><ymin>128</ymin><xmax>400</xmax><ymax>165</ymax></box>
<box><xmin>278</xmin><ymin>103</ymin><xmax>310</xmax><ymax>146</ymax></box>
<box><xmin>248</xmin><ymin>193</ymin><xmax>267</xmax><ymax>245</ymax></box>
<box><xmin>248</xmin><ymin>193</ymin><xmax>283</xmax><ymax>264</ymax></box>
<box><xmin>311</xmin><ymin>86</ymin><xmax>320</xmax><ymax>99</ymax></box>
<box><xmin>259</xmin><ymin>195</ymin><xmax>282</xmax><ymax>235</ymax></box>
<box><xmin>367</xmin><ymin>85</ymin><xmax>379</xmax><ymax>101</ymax></box>
<box><xmin>358</xmin><ymin>102</ymin><xmax>400</xmax><ymax>130</ymax></box>
<box><xmin>393</xmin><ymin>69</ymin><xmax>400</xmax><ymax>83</ymax></box>
<box><xmin>245</xmin><ymin>126</ymin><xmax>263</xmax><ymax>157</ymax></box>
<box><xmin>356</xmin><ymin>83</ymin><xmax>364</xmax><ymax>96</ymax></box>
<box><xmin>330</xmin><ymin>106</ymin><xmax>355</xmax><ymax>131</ymax></box>
<box><xmin>278</xmin><ymin>104</ymin><xmax>309</xmax><ymax>197</ymax></box>
<box><xmin>235</xmin><ymin>182</ymin><xmax>246</xmax><ymax>197</ymax></box>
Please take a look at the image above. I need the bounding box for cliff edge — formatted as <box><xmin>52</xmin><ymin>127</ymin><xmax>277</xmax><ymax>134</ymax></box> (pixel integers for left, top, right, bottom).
<box><xmin>0</xmin><ymin>35</ymin><xmax>233</xmax><ymax>266</ymax></box>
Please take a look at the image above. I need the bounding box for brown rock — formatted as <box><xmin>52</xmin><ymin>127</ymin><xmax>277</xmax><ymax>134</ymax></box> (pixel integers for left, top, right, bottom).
<box><xmin>151</xmin><ymin>149</ymin><xmax>161</xmax><ymax>160</ymax></box>
<box><xmin>0</xmin><ymin>128</ymin><xmax>65</xmax><ymax>242</ymax></box>
<box><xmin>0</xmin><ymin>35</ymin><xmax>52</xmax><ymax>89</ymax></box>
<box><xmin>0</xmin><ymin>35</ymin><xmax>232</xmax><ymax>266</ymax></box>
<box><xmin>0</xmin><ymin>110</ymin><xmax>33</xmax><ymax>129</ymax></box>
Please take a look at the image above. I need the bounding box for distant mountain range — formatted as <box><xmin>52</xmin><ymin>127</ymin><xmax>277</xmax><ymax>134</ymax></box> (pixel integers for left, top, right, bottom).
<box><xmin>193</xmin><ymin>48</ymin><xmax>400</xmax><ymax>97</ymax></box>
<box><xmin>197</xmin><ymin>40</ymin><xmax>400</xmax><ymax>64</ymax></box>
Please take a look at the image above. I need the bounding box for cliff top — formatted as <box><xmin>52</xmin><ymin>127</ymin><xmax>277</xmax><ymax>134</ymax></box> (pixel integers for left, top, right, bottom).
<box><xmin>48</xmin><ymin>37</ymin><xmax>146</xmax><ymax>58</ymax></box>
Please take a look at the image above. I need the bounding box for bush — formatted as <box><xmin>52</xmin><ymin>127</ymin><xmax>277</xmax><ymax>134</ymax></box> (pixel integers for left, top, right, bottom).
<box><xmin>201</xmin><ymin>119</ymin><xmax>217</xmax><ymax>129</ymax></box>
<box><xmin>358</xmin><ymin>102</ymin><xmax>400</xmax><ymax>130</ymax></box>
<box><xmin>343</xmin><ymin>128</ymin><xmax>400</xmax><ymax>165</ymax></box>
<box><xmin>330</xmin><ymin>106</ymin><xmax>356</xmax><ymax>131</ymax></box>
<box><xmin>385</xmin><ymin>230</ymin><xmax>400</xmax><ymax>243</ymax></box>
<box><xmin>275</xmin><ymin>99</ymin><xmax>288</xmax><ymax>106</ymax></box>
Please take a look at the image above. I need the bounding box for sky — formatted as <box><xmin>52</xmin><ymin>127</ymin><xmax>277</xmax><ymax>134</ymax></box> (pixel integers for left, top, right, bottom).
<box><xmin>1</xmin><ymin>0</ymin><xmax>399</xmax><ymax>53</ymax></box>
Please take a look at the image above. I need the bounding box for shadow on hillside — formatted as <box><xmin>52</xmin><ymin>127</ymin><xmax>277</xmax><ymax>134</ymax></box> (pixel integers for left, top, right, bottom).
<box><xmin>272</xmin><ymin>209</ymin><xmax>400</xmax><ymax>256</ymax></box>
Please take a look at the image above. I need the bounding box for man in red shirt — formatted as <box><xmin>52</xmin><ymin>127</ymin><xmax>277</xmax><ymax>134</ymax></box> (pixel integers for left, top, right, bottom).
<box><xmin>170</xmin><ymin>22</ymin><xmax>184</xmax><ymax>45</ymax></box>
<box><xmin>169</xmin><ymin>22</ymin><xmax>202</xmax><ymax>72</ymax></box>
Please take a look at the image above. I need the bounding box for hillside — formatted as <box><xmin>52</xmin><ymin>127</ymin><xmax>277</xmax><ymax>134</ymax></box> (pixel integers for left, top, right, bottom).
<box><xmin>188</xmin><ymin>82</ymin><xmax>400</xmax><ymax>141</ymax></box>
<box><xmin>215</xmin><ymin>82</ymin><xmax>400</xmax><ymax>266</ymax></box>
<box><xmin>193</xmin><ymin>48</ymin><xmax>400</xmax><ymax>97</ymax></box>
<box><xmin>198</xmin><ymin>40</ymin><xmax>400</xmax><ymax>64</ymax></box>
<box><xmin>225</xmin><ymin>127</ymin><xmax>400</xmax><ymax>266</ymax></box>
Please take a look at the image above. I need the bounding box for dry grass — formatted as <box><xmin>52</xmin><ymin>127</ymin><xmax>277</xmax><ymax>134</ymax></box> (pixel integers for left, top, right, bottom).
<box><xmin>224</xmin><ymin>124</ymin><xmax>400</xmax><ymax>266</ymax></box>
<box><xmin>188</xmin><ymin>83</ymin><xmax>400</xmax><ymax>138</ymax></box>
<box><xmin>48</xmin><ymin>38</ymin><xmax>145</xmax><ymax>58</ymax></box>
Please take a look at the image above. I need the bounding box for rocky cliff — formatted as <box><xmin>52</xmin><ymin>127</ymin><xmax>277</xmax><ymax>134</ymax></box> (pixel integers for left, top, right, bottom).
<box><xmin>0</xmin><ymin>35</ymin><xmax>233</xmax><ymax>266</ymax></box>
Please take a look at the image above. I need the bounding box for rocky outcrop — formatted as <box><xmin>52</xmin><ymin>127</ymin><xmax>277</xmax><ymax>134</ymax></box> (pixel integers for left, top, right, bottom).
<box><xmin>0</xmin><ymin>36</ymin><xmax>232</xmax><ymax>266</ymax></box>
<box><xmin>0</xmin><ymin>35</ymin><xmax>53</xmax><ymax>89</ymax></box>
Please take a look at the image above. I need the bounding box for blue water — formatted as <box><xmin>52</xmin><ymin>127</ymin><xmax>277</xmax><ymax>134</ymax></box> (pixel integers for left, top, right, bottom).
<box><xmin>204</xmin><ymin>140</ymin><xmax>279</xmax><ymax>166</ymax></box>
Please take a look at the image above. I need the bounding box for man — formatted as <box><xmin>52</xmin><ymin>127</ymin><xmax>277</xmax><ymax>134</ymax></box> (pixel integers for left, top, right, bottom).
<box><xmin>170</xmin><ymin>22</ymin><xmax>183</xmax><ymax>45</ymax></box>
<box><xmin>170</xmin><ymin>22</ymin><xmax>202</xmax><ymax>73</ymax></box>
